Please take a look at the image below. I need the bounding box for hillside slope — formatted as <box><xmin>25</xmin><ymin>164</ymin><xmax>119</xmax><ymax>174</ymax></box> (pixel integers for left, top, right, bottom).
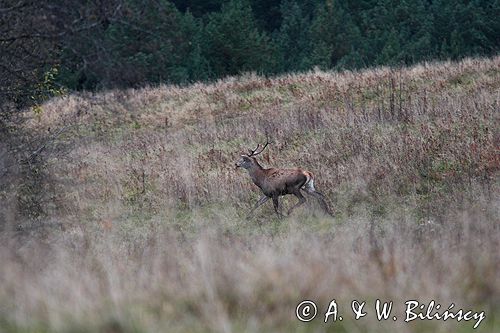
<box><xmin>20</xmin><ymin>57</ymin><xmax>500</xmax><ymax>221</ymax></box>
<box><xmin>0</xmin><ymin>57</ymin><xmax>499</xmax><ymax>332</ymax></box>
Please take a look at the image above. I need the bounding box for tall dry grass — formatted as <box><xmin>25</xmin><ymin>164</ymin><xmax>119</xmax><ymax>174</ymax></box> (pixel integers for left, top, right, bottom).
<box><xmin>0</xmin><ymin>57</ymin><xmax>499</xmax><ymax>332</ymax></box>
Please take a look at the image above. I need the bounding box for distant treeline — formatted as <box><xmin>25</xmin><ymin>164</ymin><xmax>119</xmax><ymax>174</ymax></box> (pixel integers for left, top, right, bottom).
<box><xmin>61</xmin><ymin>0</ymin><xmax>500</xmax><ymax>90</ymax></box>
<box><xmin>1</xmin><ymin>0</ymin><xmax>499</xmax><ymax>112</ymax></box>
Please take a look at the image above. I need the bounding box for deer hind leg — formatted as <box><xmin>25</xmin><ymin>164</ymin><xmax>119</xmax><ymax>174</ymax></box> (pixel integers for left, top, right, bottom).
<box><xmin>272</xmin><ymin>195</ymin><xmax>285</xmax><ymax>218</ymax></box>
<box><xmin>247</xmin><ymin>195</ymin><xmax>269</xmax><ymax>219</ymax></box>
<box><xmin>312</xmin><ymin>191</ymin><xmax>333</xmax><ymax>216</ymax></box>
<box><xmin>303</xmin><ymin>179</ymin><xmax>333</xmax><ymax>216</ymax></box>
<box><xmin>287</xmin><ymin>190</ymin><xmax>306</xmax><ymax>216</ymax></box>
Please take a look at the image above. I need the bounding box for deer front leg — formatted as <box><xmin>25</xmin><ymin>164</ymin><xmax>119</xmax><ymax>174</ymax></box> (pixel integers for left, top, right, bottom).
<box><xmin>247</xmin><ymin>195</ymin><xmax>269</xmax><ymax>219</ymax></box>
<box><xmin>272</xmin><ymin>195</ymin><xmax>285</xmax><ymax>218</ymax></box>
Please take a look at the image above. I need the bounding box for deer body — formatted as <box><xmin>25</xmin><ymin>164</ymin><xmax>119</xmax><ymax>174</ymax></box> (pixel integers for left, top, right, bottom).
<box><xmin>247</xmin><ymin>162</ymin><xmax>309</xmax><ymax>196</ymax></box>
<box><xmin>236</xmin><ymin>139</ymin><xmax>332</xmax><ymax>218</ymax></box>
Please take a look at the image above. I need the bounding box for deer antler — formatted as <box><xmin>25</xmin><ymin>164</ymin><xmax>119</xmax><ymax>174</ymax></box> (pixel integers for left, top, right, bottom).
<box><xmin>248</xmin><ymin>136</ymin><xmax>271</xmax><ymax>157</ymax></box>
<box><xmin>248</xmin><ymin>143</ymin><xmax>262</xmax><ymax>156</ymax></box>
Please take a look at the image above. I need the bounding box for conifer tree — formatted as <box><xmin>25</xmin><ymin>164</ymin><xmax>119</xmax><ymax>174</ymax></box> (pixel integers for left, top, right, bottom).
<box><xmin>307</xmin><ymin>0</ymin><xmax>361</xmax><ymax>69</ymax></box>
<box><xmin>203</xmin><ymin>0</ymin><xmax>276</xmax><ymax>77</ymax></box>
<box><xmin>277</xmin><ymin>0</ymin><xmax>311</xmax><ymax>71</ymax></box>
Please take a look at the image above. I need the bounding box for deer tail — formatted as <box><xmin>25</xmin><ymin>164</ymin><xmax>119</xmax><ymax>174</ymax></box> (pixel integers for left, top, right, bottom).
<box><xmin>302</xmin><ymin>171</ymin><xmax>316</xmax><ymax>191</ymax></box>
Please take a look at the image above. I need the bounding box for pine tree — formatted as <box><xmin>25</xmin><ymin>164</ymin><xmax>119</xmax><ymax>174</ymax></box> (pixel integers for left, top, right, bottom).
<box><xmin>100</xmin><ymin>0</ymin><xmax>195</xmax><ymax>86</ymax></box>
<box><xmin>250</xmin><ymin>0</ymin><xmax>283</xmax><ymax>32</ymax></box>
<box><xmin>377</xmin><ymin>28</ymin><xmax>402</xmax><ymax>65</ymax></box>
<box><xmin>202</xmin><ymin>0</ymin><xmax>276</xmax><ymax>77</ymax></box>
<box><xmin>183</xmin><ymin>11</ymin><xmax>211</xmax><ymax>82</ymax></box>
<box><xmin>306</xmin><ymin>0</ymin><xmax>361</xmax><ymax>69</ymax></box>
<box><xmin>276</xmin><ymin>0</ymin><xmax>311</xmax><ymax>71</ymax></box>
<box><xmin>394</xmin><ymin>0</ymin><xmax>434</xmax><ymax>63</ymax></box>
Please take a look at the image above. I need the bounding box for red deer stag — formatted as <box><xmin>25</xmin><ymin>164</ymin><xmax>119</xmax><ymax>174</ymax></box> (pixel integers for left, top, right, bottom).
<box><xmin>235</xmin><ymin>138</ymin><xmax>333</xmax><ymax>218</ymax></box>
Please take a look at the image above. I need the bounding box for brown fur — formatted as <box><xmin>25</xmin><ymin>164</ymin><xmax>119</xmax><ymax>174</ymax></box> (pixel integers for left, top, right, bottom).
<box><xmin>236</xmin><ymin>155</ymin><xmax>333</xmax><ymax>218</ymax></box>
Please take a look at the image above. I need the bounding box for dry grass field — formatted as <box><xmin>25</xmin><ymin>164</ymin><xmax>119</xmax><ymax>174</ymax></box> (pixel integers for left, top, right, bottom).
<box><xmin>0</xmin><ymin>57</ymin><xmax>499</xmax><ymax>332</ymax></box>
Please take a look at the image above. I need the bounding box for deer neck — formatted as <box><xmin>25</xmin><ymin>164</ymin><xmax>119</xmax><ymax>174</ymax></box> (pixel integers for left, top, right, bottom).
<box><xmin>247</xmin><ymin>162</ymin><xmax>264</xmax><ymax>186</ymax></box>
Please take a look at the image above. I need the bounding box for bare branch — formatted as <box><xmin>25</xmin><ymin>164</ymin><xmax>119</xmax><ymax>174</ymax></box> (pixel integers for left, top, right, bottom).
<box><xmin>25</xmin><ymin>125</ymin><xmax>70</xmax><ymax>163</ymax></box>
<box><xmin>0</xmin><ymin>1</ymin><xmax>26</xmax><ymax>14</ymax></box>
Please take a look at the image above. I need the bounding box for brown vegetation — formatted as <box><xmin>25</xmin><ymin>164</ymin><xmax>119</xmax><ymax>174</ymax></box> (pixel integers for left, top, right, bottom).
<box><xmin>0</xmin><ymin>57</ymin><xmax>499</xmax><ymax>332</ymax></box>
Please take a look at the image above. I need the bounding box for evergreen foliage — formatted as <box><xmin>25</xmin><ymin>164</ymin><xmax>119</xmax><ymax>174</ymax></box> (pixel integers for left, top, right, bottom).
<box><xmin>202</xmin><ymin>0</ymin><xmax>276</xmax><ymax>78</ymax></box>
<box><xmin>2</xmin><ymin>0</ymin><xmax>499</xmax><ymax>94</ymax></box>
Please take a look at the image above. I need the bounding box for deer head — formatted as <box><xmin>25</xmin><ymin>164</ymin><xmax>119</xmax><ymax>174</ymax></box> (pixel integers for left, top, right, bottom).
<box><xmin>235</xmin><ymin>137</ymin><xmax>270</xmax><ymax>169</ymax></box>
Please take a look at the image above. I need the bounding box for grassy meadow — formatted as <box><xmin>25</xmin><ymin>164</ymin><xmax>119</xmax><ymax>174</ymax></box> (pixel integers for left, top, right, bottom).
<box><xmin>0</xmin><ymin>57</ymin><xmax>499</xmax><ymax>332</ymax></box>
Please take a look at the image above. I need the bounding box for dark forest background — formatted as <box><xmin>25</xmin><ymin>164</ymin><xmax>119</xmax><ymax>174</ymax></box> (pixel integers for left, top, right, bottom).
<box><xmin>1</xmin><ymin>0</ymin><xmax>499</xmax><ymax>123</ymax></box>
